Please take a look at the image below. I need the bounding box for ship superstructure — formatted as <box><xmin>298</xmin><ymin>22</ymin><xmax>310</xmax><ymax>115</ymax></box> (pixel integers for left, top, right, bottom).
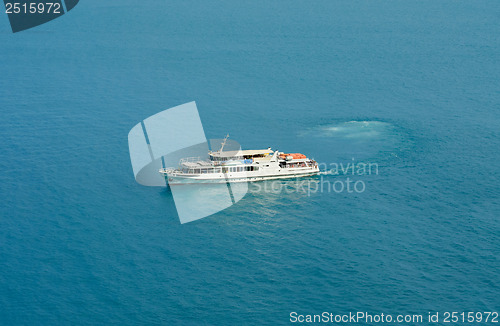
<box><xmin>159</xmin><ymin>135</ymin><xmax>319</xmax><ymax>184</ymax></box>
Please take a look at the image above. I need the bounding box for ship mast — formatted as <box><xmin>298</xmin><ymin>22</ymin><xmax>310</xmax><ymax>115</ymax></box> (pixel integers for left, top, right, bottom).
<box><xmin>218</xmin><ymin>134</ymin><xmax>229</xmax><ymax>153</ymax></box>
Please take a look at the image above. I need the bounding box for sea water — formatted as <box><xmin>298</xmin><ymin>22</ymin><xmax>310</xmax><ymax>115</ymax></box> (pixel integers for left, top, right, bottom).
<box><xmin>0</xmin><ymin>0</ymin><xmax>499</xmax><ymax>324</ymax></box>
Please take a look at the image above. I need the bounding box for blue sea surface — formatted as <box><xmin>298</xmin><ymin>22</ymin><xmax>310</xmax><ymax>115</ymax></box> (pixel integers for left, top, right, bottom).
<box><xmin>0</xmin><ymin>0</ymin><xmax>499</xmax><ymax>324</ymax></box>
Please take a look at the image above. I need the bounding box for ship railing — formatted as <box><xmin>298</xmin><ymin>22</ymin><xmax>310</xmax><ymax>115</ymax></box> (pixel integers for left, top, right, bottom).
<box><xmin>179</xmin><ymin>156</ymin><xmax>204</xmax><ymax>164</ymax></box>
<box><xmin>212</xmin><ymin>158</ymin><xmax>253</xmax><ymax>166</ymax></box>
<box><xmin>282</xmin><ymin>162</ymin><xmax>312</xmax><ymax>168</ymax></box>
<box><xmin>159</xmin><ymin>167</ymin><xmax>176</xmax><ymax>174</ymax></box>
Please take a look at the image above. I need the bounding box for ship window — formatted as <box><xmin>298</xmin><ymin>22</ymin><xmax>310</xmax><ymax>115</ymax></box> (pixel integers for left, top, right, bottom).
<box><xmin>254</xmin><ymin>166</ymin><xmax>259</xmax><ymax>171</ymax></box>
<box><xmin>195</xmin><ymin>169</ymin><xmax>201</xmax><ymax>174</ymax></box>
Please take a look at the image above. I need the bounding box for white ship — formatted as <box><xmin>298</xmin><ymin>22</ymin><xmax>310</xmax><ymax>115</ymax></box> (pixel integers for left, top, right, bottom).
<box><xmin>159</xmin><ymin>135</ymin><xmax>319</xmax><ymax>185</ymax></box>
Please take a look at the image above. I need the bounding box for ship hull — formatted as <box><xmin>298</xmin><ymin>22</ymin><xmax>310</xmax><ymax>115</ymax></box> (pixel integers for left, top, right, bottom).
<box><xmin>163</xmin><ymin>168</ymin><xmax>319</xmax><ymax>185</ymax></box>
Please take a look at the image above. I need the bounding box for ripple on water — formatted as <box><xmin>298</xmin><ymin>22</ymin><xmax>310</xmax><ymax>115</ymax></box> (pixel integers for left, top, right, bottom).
<box><xmin>298</xmin><ymin>120</ymin><xmax>410</xmax><ymax>163</ymax></box>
